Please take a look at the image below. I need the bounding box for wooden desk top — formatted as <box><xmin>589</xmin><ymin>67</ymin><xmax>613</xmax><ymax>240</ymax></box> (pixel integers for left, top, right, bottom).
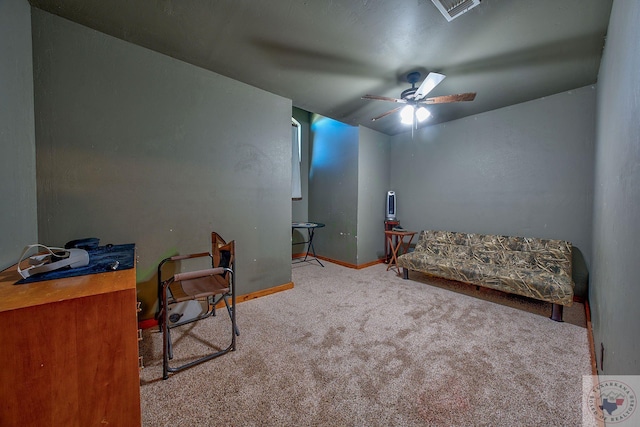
<box><xmin>0</xmin><ymin>263</ymin><xmax>136</xmax><ymax>313</ymax></box>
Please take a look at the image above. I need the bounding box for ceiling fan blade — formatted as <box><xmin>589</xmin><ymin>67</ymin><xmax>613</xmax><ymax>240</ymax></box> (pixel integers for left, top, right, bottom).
<box><xmin>414</xmin><ymin>72</ymin><xmax>446</xmax><ymax>100</ymax></box>
<box><xmin>362</xmin><ymin>94</ymin><xmax>407</xmax><ymax>103</ymax></box>
<box><xmin>418</xmin><ymin>92</ymin><xmax>477</xmax><ymax>104</ymax></box>
<box><xmin>371</xmin><ymin>106</ymin><xmax>402</xmax><ymax>122</ymax></box>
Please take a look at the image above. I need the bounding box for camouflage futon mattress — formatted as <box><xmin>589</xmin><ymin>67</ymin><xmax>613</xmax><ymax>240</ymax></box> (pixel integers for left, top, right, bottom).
<box><xmin>397</xmin><ymin>230</ymin><xmax>574</xmax><ymax>306</ymax></box>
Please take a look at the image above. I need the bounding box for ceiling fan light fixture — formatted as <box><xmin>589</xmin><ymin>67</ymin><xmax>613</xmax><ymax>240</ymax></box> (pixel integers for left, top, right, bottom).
<box><xmin>416</xmin><ymin>107</ymin><xmax>431</xmax><ymax>122</ymax></box>
<box><xmin>400</xmin><ymin>105</ymin><xmax>415</xmax><ymax>125</ymax></box>
<box><xmin>363</xmin><ymin>69</ymin><xmax>476</xmax><ymax>125</ymax></box>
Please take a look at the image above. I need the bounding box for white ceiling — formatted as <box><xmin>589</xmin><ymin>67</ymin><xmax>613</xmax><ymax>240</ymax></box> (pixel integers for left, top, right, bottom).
<box><xmin>29</xmin><ymin>0</ymin><xmax>613</xmax><ymax>135</ymax></box>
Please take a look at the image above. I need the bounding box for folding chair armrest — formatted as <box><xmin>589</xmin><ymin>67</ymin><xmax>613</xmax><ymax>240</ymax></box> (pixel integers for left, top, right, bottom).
<box><xmin>158</xmin><ymin>252</ymin><xmax>214</xmax><ymax>302</ymax></box>
<box><xmin>173</xmin><ymin>267</ymin><xmax>231</xmax><ymax>282</ymax></box>
<box><xmin>169</xmin><ymin>251</ymin><xmax>210</xmax><ymax>261</ymax></box>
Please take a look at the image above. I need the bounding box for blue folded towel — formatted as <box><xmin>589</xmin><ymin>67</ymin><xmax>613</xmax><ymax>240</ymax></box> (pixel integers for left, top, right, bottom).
<box><xmin>16</xmin><ymin>243</ymin><xmax>135</xmax><ymax>285</ymax></box>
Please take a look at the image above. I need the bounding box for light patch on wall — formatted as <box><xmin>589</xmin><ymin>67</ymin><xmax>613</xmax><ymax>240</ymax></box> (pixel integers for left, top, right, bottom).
<box><xmin>310</xmin><ymin>115</ymin><xmax>357</xmax><ymax>179</ymax></box>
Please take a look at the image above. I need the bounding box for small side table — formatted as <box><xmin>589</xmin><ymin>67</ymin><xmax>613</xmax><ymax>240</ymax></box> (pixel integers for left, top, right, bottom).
<box><xmin>292</xmin><ymin>222</ymin><xmax>325</xmax><ymax>267</ymax></box>
<box><xmin>384</xmin><ymin>220</ymin><xmax>400</xmax><ymax>263</ymax></box>
<box><xmin>384</xmin><ymin>230</ymin><xmax>416</xmax><ymax>274</ymax></box>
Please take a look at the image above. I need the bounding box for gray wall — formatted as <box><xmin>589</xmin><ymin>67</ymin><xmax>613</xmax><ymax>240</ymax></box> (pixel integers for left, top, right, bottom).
<box><xmin>0</xmin><ymin>0</ymin><xmax>37</xmax><ymax>269</ymax></box>
<box><xmin>308</xmin><ymin>114</ymin><xmax>359</xmax><ymax>264</ymax></box>
<box><xmin>591</xmin><ymin>0</ymin><xmax>640</xmax><ymax>375</ymax></box>
<box><xmin>32</xmin><ymin>9</ymin><xmax>292</xmax><ymax>319</ymax></box>
<box><xmin>300</xmin><ymin>116</ymin><xmax>390</xmax><ymax>266</ymax></box>
<box><xmin>390</xmin><ymin>86</ymin><xmax>596</xmax><ymax>268</ymax></box>
<box><xmin>357</xmin><ymin>126</ymin><xmax>391</xmax><ymax>264</ymax></box>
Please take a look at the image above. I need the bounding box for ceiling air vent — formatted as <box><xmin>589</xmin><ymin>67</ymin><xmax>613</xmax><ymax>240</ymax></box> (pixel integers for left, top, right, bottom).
<box><xmin>431</xmin><ymin>0</ymin><xmax>481</xmax><ymax>22</ymax></box>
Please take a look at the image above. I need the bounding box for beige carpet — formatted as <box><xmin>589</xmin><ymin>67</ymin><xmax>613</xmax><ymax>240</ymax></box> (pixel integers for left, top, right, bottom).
<box><xmin>140</xmin><ymin>261</ymin><xmax>592</xmax><ymax>426</ymax></box>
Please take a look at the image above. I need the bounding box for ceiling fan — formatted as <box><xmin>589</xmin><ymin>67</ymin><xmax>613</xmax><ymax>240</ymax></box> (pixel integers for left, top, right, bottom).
<box><xmin>362</xmin><ymin>71</ymin><xmax>476</xmax><ymax>126</ymax></box>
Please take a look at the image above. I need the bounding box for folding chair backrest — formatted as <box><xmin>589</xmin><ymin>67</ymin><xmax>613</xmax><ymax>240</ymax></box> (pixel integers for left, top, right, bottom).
<box><xmin>211</xmin><ymin>232</ymin><xmax>233</xmax><ymax>267</ymax></box>
<box><xmin>211</xmin><ymin>232</ymin><xmax>234</xmax><ymax>286</ymax></box>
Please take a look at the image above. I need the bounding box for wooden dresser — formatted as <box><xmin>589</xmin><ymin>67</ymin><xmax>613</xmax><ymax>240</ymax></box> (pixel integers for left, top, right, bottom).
<box><xmin>0</xmin><ymin>263</ymin><xmax>141</xmax><ymax>426</ymax></box>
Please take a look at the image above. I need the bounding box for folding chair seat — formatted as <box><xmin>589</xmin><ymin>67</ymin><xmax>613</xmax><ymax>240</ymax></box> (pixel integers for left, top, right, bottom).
<box><xmin>157</xmin><ymin>232</ymin><xmax>238</xmax><ymax>379</ymax></box>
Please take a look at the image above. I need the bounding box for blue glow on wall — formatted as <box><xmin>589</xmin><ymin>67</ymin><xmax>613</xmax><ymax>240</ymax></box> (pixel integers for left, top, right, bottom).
<box><xmin>310</xmin><ymin>116</ymin><xmax>357</xmax><ymax>179</ymax></box>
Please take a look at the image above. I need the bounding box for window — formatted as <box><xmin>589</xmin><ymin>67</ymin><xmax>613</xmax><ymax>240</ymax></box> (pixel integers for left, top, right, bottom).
<box><xmin>291</xmin><ymin>118</ymin><xmax>302</xmax><ymax>199</ymax></box>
